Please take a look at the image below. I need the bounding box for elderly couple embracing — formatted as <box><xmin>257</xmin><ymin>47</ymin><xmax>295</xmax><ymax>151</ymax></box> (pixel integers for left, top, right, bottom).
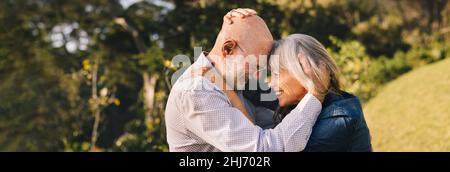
<box><xmin>164</xmin><ymin>8</ymin><xmax>372</xmax><ymax>152</ymax></box>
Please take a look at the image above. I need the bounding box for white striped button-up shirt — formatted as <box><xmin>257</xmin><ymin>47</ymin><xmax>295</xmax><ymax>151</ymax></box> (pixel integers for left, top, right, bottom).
<box><xmin>164</xmin><ymin>53</ymin><xmax>322</xmax><ymax>152</ymax></box>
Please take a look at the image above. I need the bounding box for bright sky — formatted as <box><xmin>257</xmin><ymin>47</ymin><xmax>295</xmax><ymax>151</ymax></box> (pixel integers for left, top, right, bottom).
<box><xmin>119</xmin><ymin>0</ymin><xmax>174</xmax><ymax>10</ymax></box>
<box><xmin>119</xmin><ymin>0</ymin><xmax>142</xmax><ymax>9</ymax></box>
<box><xmin>50</xmin><ymin>0</ymin><xmax>174</xmax><ymax>53</ymax></box>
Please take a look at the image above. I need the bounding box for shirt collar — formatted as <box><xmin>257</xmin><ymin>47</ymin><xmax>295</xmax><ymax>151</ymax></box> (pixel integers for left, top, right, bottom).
<box><xmin>192</xmin><ymin>52</ymin><xmax>214</xmax><ymax>69</ymax></box>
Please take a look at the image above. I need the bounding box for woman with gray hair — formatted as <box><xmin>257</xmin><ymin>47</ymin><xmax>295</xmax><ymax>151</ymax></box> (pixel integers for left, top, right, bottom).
<box><xmin>268</xmin><ymin>34</ymin><xmax>372</xmax><ymax>151</ymax></box>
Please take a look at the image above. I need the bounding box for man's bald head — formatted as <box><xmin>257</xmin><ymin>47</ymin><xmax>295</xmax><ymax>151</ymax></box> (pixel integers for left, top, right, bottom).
<box><xmin>214</xmin><ymin>15</ymin><xmax>273</xmax><ymax>56</ymax></box>
<box><xmin>208</xmin><ymin>14</ymin><xmax>273</xmax><ymax>89</ymax></box>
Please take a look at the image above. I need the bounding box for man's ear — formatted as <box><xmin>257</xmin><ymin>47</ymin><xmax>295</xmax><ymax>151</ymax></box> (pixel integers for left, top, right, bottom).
<box><xmin>221</xmin><ymin>39</ymin><xmax>237</xmax><ymax>57</ymax></box>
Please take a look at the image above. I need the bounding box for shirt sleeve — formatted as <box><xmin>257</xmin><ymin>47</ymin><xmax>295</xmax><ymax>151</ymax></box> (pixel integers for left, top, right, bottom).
<box><xmin>181</xmin><ymin>84</ymin><xmax>322</xmax><ymax>152</ymax></box>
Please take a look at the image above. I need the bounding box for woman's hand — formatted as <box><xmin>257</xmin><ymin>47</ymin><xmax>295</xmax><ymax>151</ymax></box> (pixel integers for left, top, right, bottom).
<box><xmin>191</xmin><ymin>67</ymin><xmax>255</xmax><ymax>124</ymax></box>
<box><xmin>224</xmin><ymin>8</ymin><xmax>258</xmax><ymax>24</ymax></box>
<box><xmin>299</xmin><ymin>57</ymin><xmax>331</xmax><ymax>103</ymax></box>
<box><xmin>191</xmin><ymin>67</ymin><xmax>216</xmax><ymax>83</ymax></box>
<box><xmin>310</xmin><ymin>76</ymin><xmax>330</xmax><ymax>103</ymax></box>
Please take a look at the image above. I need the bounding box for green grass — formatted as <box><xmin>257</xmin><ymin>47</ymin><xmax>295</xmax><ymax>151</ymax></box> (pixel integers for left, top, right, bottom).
<box><xmin>364</xmin><ymin>58</ymin><xmax>450</xmax><ymax>152</ymax></box>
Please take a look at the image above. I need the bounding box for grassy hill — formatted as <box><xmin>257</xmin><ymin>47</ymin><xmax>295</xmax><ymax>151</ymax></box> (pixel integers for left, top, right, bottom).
<box><xmin>364</xmin><ymin>58</ymin><xmax>450</xmax><ymax>152</ymax></box>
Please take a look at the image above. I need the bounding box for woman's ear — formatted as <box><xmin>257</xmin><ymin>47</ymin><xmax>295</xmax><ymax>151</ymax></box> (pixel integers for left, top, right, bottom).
<box><xmin>221</xmin><ymin>39</ymin><xmax>237</xmax><ymax>57</ymax></box>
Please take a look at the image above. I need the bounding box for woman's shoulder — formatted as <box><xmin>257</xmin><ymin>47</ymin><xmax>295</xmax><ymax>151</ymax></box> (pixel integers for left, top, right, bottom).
<box><xmin>319</xmin><ymin>91</ymin><xmax>364</xmax><ymax>120</ymax></box>
<box><xmin>310</xmin><ymin>92</ymin><xmax>363</xmax><ymax>140</ymax></box>
<box><xmin>306</xmin><ymin>92</ymin><xmax>372</xmax><ymax>152</ymax></box>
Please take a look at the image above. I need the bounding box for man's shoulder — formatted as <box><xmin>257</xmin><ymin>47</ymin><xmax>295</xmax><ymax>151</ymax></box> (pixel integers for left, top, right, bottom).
<box><xmin>172</xmin><ymin>75</ymin><xmax>219</xmax><ymax>94</ymax></box>
<box><xmin>170</xmin><ymin>72</ymin><xmax>227</xmax><ymax>103</ymax></box>
<box><xmin>169</xmin><ymin>76</ymin><xmax>232</xmax><ymax>113</ymax></box>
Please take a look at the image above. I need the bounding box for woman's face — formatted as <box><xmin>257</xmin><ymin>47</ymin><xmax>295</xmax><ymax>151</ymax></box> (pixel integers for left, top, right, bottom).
<box><xmin>269</xmin><ymin>69</ymin><xmax>307</xmax><ymax>107</ymax></box>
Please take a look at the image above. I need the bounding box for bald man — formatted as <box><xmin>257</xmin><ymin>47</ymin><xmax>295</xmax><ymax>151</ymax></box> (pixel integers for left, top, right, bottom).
<box><xmin>164</xmin><ymin>10</ymin><xmax>323</xmax><ymax>152</ymax></box>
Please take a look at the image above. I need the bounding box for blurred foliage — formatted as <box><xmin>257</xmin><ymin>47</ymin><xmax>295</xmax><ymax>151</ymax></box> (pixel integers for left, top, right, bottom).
<box><xmin>0</xmin><ymin>0</ymin><xmax>449</xmax><ymax>151</ymax></box>
<box><xmin>329</xmin><ymin>34</ymin><xmax>449</xmax><ymax>101</ymax></box>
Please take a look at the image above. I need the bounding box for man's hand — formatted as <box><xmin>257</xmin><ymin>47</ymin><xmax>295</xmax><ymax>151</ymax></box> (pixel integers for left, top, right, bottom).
<box><xmin>191</xmin><ymin>67</ymin><xmax>229</xmax><ymax>90</ymax></box>
<box><xmin>224</xmin><ymin>8</ymin><xmax>257</xmax><ymax>24</ymax></box>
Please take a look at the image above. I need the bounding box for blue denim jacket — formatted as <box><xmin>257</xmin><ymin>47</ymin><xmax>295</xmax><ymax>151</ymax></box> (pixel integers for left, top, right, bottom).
<box><xmin>244</xmin><ymin>88</ymin><xmax>372</xmax><ymax>152</ymax></box>
<box><xmin>303</xmin><ymin>92</ymin><xmax>372</xmax><ymax>152</ymax></box>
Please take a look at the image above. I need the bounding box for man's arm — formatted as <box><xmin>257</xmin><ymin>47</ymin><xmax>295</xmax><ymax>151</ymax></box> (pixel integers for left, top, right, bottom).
<box><xmin>181</xmin><ymin>81</ymin><xmax>322</xmax><ymax>152</ymax></box>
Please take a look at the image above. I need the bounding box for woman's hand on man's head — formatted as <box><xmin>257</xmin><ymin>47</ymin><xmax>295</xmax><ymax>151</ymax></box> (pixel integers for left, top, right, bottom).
<box><xmin>224</xmin><ymin>8</ymin><xmax>257</xmax><ymax>24</ymax></box>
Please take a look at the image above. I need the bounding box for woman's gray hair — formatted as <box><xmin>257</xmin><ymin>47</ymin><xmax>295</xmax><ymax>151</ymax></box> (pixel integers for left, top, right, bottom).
<box><xmin>270</xmin><ymin>34</ymin><xmax>341</xmax><ymax>96</ymax></box>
